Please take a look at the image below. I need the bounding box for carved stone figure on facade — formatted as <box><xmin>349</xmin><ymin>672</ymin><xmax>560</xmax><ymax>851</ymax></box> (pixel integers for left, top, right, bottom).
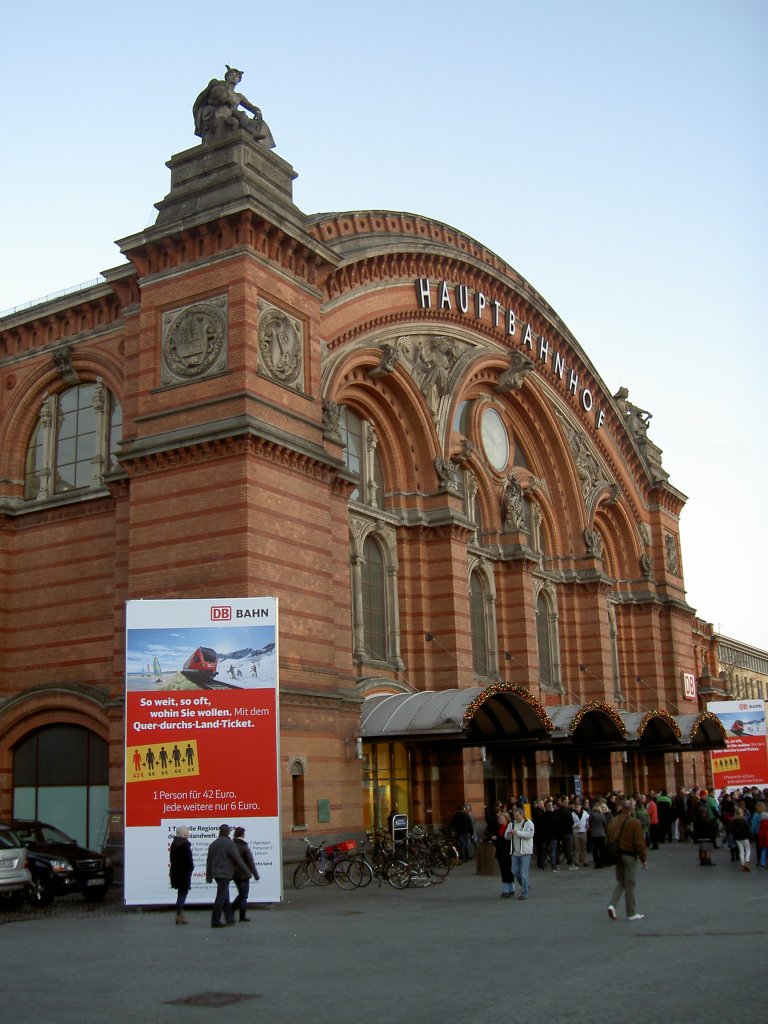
<box><xmin>614</xmin><ymin>386</ymin><xmax>652</xmax><ymax>438</ymax></box>
<box><xmin>495</xmin><ymin>350</ymin><xmax>535</xmax><ymax>393</ymax></box>
<box><xmin>435</xmin><ymin>457</ymin><xmax>459</xmax><ymax>491</ymax></box>
<box><xmin>193</xmin><ymin>66</ymin><xmax>276</xmax><ymax>147</ymax></box>
<box><xmin>51</xmin><ymin>345</ymin><xmax>79</xmax><ymax>385</ymax></box>
<box><xmin>368</xmin><ymin>343</ymin><xmax>399</xmax><ymax>379</ymax></box>
<box><xmin>640</xmin><ymin>552</ymin><xmax>653</xmax><ymax>579</ymax></box>
<box><xmin>665</xmin><ymin>532</ymin><xmax>679</xmax><ymax>574</ymax></box>
<box><xmin>322</xmin><ymin>400</ymin><xmax>342</xmax><ymax>443</ymax></box>
<box><xmin>584</xmin><ymin>529</ymin><xmax>603</xmax><ymax>558</ymax></box>
<box><xmin>502</xmin><ymin>475</ymin><xmax>527</xmax><ymax>531</ymax></box>
<box><xmin>417</xmin><ymin>336</ymin><xmax>459</xmax><ymax>419</ymax></box>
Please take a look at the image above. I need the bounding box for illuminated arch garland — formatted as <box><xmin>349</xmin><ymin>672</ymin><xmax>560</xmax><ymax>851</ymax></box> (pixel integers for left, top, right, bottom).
<box><xmin>637</xmin><ymin>708</ymin><xmax>682</xmax><ymax>740</ymax></box>
<box><xmin>462</xmin><ymin>683</ymin><xmax>555</xmax><ymax>732</ymax></box>
<box><xmin>690</xmin><ymin>711</ymin><xmax>727</xmax><ymax>743</ymax></box>
<box><xmin>569</xmin><ymin>700</ymin><xmax>629</xmax><ymax>737</ymax></box>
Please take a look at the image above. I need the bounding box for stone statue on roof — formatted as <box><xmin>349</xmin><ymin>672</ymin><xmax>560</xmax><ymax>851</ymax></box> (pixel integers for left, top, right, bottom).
<box><xmin>193</xmin><ymin>66</ymin><xmax>275</xmax><ymax>147</ymax></box>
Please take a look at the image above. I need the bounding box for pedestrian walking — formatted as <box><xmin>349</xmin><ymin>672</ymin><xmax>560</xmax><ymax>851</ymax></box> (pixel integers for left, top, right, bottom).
<box><xmin>231</xmin><ymin>826</ymin><xmax>260</xmax><ymax>921</ymax></box>
<box><xmin>492</xmin><ymin>811</ymin><xmax>515</xmax><ymax>898</ymax></box>
<box><xmin>589</xmin><ymin>800</ymin><xmax>609</xmax><ymax>868</ymax></box>
<box><xmin>729</xmin><ymin>808</ymin><xmax>751</xmax><ymax>871</ymax></box>
<box><xmin>451</xmin><ymin>804</ymin><xmax>474</xmax><ymax>862</ymax></box>
<box><xmin>169</xmin><ymin>825</ymin><xmax>194</xmax><ymax>925</ymax></box>
<box><xmin>693</xmin><ymin>800</ymin><xmax>717</xmax><ymax>867</ymax></box>
<box><xmin>205</xmin><ymin>824</ymin><xmax>250</xmax><ymax>927</ymax></box>
<box><xmin>507</xmin><ymin>806</ymin><xmax>535</xmax><ymax>899</ymax></box>
<box><xmin>606</xmin><ymin>799</ymin><xmax>648</xmax><ymax>921</ymax></box>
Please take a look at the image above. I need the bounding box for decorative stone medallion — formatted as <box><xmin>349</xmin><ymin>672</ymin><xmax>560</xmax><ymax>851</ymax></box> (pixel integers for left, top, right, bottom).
<box><xmin>257</xmin><ymin>300</ymin><xmax>304</xmax><ymax>390</ymax></box>
<box><xmin>162</xmin><ymin>296</ymin><xmax>228</xmax><ymax>385</ymax></box>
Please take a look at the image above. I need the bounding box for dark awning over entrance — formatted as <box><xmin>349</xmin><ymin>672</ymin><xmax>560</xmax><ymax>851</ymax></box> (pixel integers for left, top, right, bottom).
<box><xmin>360</xmin><ymin>687</ymin><xmax>728</xmax><ymax>753</ymax></box>
<box><xmin>676</xmin><ymin>712</ymin><xmax>727</xmax><ymax>750</ymax></box>
<box><xmin>360</xmin><ymin>684</ymin><xmax>554</xmax><ymax>745</ymax></box>
<box><xmin>621</xmin><ymin>709</ymin><xmax>682</xmax><ymax>751</ymax></box>
<box><xmin>549</xmin><ymin>702</ymin><xmax>628</xmax><ymax>746</ymax></box>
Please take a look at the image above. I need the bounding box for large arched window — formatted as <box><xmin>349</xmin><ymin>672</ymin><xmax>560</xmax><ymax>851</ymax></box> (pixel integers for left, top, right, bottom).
<box><xmin>12</xmin><ymin>724</ymin><xmax>109</xmax><ymax>848</ymax></box>
<box><xmin>470</xmin><ymin>569</ymin><xmax>491</xmax><ymax>677</ymax></box>
<box><xmin>24</xmin><ymin>381</ymin><xmax>122</xmax><ymax>500</ymax></box>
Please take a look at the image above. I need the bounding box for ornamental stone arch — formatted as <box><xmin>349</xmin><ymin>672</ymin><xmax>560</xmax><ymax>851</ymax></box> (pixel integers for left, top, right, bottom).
<box><xmin>324</xmin><ymin>340</ymin><xmax>442</xmax><ymax>497</ymax></box>
<box><xmin>497</xmin><ymin>386</ymin><xmax>586</xmax><ymax>563</ymax></box>
<box><xmin>593</xmin><ymin>496</ymin><xmax>644</xmax><ymax>581</ymax></box>
<box><xmin>1</xmin><ymin>351</ymin><xmax>125</xmax><ymax>488</ymax></box>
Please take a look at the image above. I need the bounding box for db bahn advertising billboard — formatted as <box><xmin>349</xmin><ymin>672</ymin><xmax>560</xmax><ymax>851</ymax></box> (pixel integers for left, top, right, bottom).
<box><xmin>124</xmin><ymin>598</ymin><xmax>280</xmax><ymax>904</ymax></box>
<box><xmin>707</xmin><ymin>699</ymin><xmax>768</xmax><ymax>791</ymax></box>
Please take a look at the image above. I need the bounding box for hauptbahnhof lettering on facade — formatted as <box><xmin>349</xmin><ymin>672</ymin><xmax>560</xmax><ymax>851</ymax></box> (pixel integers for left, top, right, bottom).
<box><xmin>416</xmin><ymin>278</ymin><xmax>607</xmax><ymax>430</ymax></box>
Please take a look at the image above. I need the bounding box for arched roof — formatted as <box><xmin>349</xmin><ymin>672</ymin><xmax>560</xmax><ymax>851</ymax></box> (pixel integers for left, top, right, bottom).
<box><xmin>622</xmin><ymin>709</ymin><xmax>682</xmax><ymax>749</ymax></box>
<box><xmin>549</xmin><ymin>701</ymin><xmax>628</xmax><ymax>744</ymax></box>
<box><xmin>360</xmin><ymin>684</ymin><xmax>553</xmax><ymax>745</ymax></box>
<box><xmin>676</xmin><ymin>712</ymin><xmax>727</xmax><ymax>749</ymax></box>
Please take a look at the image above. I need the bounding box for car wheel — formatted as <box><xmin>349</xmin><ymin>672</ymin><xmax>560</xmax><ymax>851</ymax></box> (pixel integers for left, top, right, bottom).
<box><xmin>27</xmin><ymin>876</ymin><xmax>55</xmax><ymax>908</ymax></box>
<box><xmin>82</xmin><ymin>885</ymin><xmax>109</xmax><ymax>903</ymax></box>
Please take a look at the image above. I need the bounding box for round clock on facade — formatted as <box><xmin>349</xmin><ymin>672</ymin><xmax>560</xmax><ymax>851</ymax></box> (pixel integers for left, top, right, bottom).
<box><xmin>480</xmin><ymin>407</ymin><xmax>509</xmax><ymax>471</ymax></box>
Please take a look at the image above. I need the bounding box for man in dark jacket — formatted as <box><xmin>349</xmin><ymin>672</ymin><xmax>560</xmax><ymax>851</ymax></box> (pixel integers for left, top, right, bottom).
<box><xmin>231</xmin><ymin>826</ymin><xmax>259</xmax><ymax>921</ymax></box>
<box><xmin>206</xmin><ymin>824</ymin><xmax>249</xmax><ymax>927</ymax></box>
<box><xmin>606</xmin><ymin>800</ymin><xmax>648</xmax><ymax>921</ymax></box>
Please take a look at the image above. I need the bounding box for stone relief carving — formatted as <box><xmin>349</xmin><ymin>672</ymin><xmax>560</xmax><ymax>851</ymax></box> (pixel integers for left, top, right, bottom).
<box><xmin>640</xmin><ymin>553</ymin><xmax>654</xmax><ymax>579</ymax></box>
<box><xmin>193</xmin><ymin>66</ymin><xmax>275</xmax><ymax>147</ymax></box>
<box><xmin>376</xmin><ymin>334</ymin><xmax>468</xmax><ymax>424</ymax></box>
<box><xmin>502</xmin><ymin>474</ymin><xmax>527</xmax><ymax>531</ymax></box>
<box><xmin>417</xmin><ymin>336</ymin><xmax>461</xmax><ymax>419</ymax></box>
<box><xmin>665</xmin><ymin>532</ymin><xmax>679</xmax><ymax>574</ymax></box>
<box><xmin>584</xmin><ymin>529</ymin><xmax>603</xmax><ymax>558</ymax></box>
<box><xmin>322</xmin><ymin>399</ymin><xmax>342</xmax><ymax>443</ymax></box>
<box><xmin>452</xmin><ymin>438</ymin><xmax>475</xmax><ymax>465</ymax></box>
<box><xmin>258</xmin><ymin>301</ymin><xmax>304</xmax><ymax>390</ymax></box>
<box><xmin>435</xmin><ymin>457</ymin><xmax>459</xmax><ymax>491</ymax></box>
<box><xmin>367</xmin><ymin>343</ymin><xmax>400</xmax><ymax>379</ymax></box>
<box><xmin>51</xmin><ymin>345</ymin><xmax>79</xmax><ymax>385</ymax></box>
<box><xmin>495</xmin><ymin>350</ymin><xmax>535</xmax><ymax>393</ymax></box>
<box><xmin>560</xmin><ymin>418</ymin><xmax>612</xmax><ymax>502</ymax></box>
<box><xmin>162</xmin><ymin>296</ymin><xmax>228</xmax><ymax>385</ymax></box>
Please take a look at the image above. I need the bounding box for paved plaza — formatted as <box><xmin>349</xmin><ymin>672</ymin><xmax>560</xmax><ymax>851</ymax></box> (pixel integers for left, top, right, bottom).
<box><xmin>2</xmin><ymin>841</ymin><xmax>766</xmax><ymax>1024</ymax></box>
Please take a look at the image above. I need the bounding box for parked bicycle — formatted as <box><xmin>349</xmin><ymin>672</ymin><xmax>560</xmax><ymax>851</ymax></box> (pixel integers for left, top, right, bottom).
<box><xmin>292</xmin><ymin>836</ymin><xmax>359</xmax><ymax>890</ymax></box>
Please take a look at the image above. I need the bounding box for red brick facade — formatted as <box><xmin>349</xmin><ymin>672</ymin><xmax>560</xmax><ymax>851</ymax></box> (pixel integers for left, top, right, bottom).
<box><xmin>0</xmin><ymin>133</ymin><xmax>724</xmax><ymax>851</ymax></box>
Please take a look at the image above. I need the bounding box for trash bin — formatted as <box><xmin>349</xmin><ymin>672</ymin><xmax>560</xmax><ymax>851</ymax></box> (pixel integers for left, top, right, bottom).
<box><xmin>476</xmin><ymin>841</ymin><xmax>497</xmax><ymax>876</ymax></box>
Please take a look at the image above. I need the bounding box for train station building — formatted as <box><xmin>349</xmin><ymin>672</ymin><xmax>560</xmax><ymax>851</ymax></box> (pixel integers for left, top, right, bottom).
<box><xmin>0</xmin><ymin>93</ymin><xmax>731</xmax><ymax>850</ymax></box>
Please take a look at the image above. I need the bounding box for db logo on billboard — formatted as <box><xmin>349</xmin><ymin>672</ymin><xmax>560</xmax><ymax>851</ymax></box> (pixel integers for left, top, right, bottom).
<box><xmin>211</xmin><ymin>606</ymin><xmax>232</xmax><ymax>621</ymax></box>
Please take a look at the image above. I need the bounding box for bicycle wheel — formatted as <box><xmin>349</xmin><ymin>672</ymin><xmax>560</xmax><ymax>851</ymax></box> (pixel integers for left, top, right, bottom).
<box><xmin>427</xmin><ymin>850</ymin><xmax>451</xmax><ymax>879</ymax></box>
<box><xmin>333</xmin><ymin>857</ymin><xmax>360</xmax><ymax>890</ymax></box>
<box><xmin>355</xmin><ymin>857</ymin><xmax>375</xmax><ymax>888</ymax></box>
<box><xmin>293</xmin><ymin>861</ymin><xmax>313</xmax><ymax>889</ymax></box>
<box><xmin>440</xmin><ymin>841</ymin><xmax>461</xmax><ymax>869</ymax></box>
<box><xmin>385</xmin><ymin>859</ymin><xmax>411</xmax><ymax>889</ymax></box>
<box><xmin>308</xmin><ymin>857</ymin><xmax>332</xmax><ymax>885</ymax></box>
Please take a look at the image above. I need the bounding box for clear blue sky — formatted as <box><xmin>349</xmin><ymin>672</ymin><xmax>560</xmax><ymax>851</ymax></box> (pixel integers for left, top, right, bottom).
<box><xmin>2</xmin><ymin>1</ymin><xmax>766</xmax><ymax>650</ymax></box>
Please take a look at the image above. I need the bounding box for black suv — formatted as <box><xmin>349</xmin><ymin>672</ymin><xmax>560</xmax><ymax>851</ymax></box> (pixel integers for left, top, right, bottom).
<box><xmin>5</xmin><ymin>819</ymin><xmax>113</xmax><ymax>907</ymax></box>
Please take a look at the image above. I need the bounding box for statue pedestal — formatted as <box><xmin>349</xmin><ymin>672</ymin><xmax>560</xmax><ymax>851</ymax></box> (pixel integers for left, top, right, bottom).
<box><xmin>154</xmin><ymin>131</ymin><xmax>300</xmax><ymax>229</ymax></box>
